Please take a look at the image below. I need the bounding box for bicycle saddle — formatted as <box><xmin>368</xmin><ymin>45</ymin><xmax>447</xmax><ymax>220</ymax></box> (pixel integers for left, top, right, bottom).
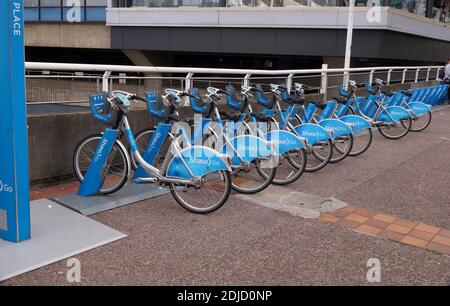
<box><xmin>219</xmin><ymin>110</ymin><xmax>241</xmax><ymax>122</ymax></box>
<box><xmin>251</xmin><ymin>112</ymin><xmax>273</xmax><ymax>123</ymax></box>
<box><xmin>400</xmin><ymin>90</ymin><xmax>413</xmax><ymax>97</ymax></box>
<box><xmin>311</xmin><ymin>101</ymin><xmax>327</xmax><ymax>109</ymax></box>
<box><xmin>331</xmin><ymin>96</ymin><xmax>348</xmax><ymax>104</ymax></box>
<box><xmin>168</xmin><ymin>114</ymin><xmax>194</xmax><ymax>125</ymax></box>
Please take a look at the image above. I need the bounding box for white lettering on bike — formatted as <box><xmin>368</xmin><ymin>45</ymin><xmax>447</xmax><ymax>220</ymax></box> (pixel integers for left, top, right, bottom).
<box><xmin>301</xmin><ymin>131</ymin><xmax>323</xmax><ymax>137</ymax></box>
<box><xmin>94</xmin><ymin>139</ymin><xmax>108</xmax><ymax>163</ymax></box>
<box><xmin>188</xmin><ymin>157</ymin><xmax>220</xmax><ymax>167</ymax></box>
<box><xmin>0</xmin><ymin>180</ymin><xmax>14</xmax><ymax>193</ymax></box>
<box><xmin>12</xmin><ymin>3</ymin><xmax>22</xmax><ymax>36</ymax></box>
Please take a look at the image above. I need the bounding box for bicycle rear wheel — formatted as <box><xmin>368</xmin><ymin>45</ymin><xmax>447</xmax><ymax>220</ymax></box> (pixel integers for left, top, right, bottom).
<box><xmin>272</xmin><ymin>149</ymin><xmax>307</xmax><ymax>185</ymax></box>
<box><xmin>329</xmin><ymin>134</ymin><xmax>353</xmax><ymax>163</ymax></box>
<box><xmin>305</xmin><ymin>139</ymin><xmax>333</xmax><ymax>172</ymax></box>
<box><xmin>73</xmin><ymin>134</ymin><xmax>129</xmax><ymax>195</ymax></box>
<box><xmin>170</xmin><ymin>170</ymin><xmax>232</xmax><ymax>214</ymax></box>
<box><xmin>409</xmin><ymin>111</ymin><xmax>432</xmax><ymax>132</ymax></box>
<box><xmin>378</xmin><ymin>117</ymin><xmax>412</xmax><ymax>139</ymax></box>
<box><xmin>232</xmin><ymin>160</ymin><xmax>276</xmax><ymax>194</ymax></box>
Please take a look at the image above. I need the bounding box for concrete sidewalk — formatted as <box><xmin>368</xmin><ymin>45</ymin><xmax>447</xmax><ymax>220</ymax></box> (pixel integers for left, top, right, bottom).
<box><xmin>3</xmin><ymin>107</ymin><xmax>450</xmax><ymax>286</ymax></box>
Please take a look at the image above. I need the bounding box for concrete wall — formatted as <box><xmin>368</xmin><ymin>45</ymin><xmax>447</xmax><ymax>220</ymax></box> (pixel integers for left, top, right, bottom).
<box><xmin>27</xmin><ymin>80</ymin><xmax>442</xmax><ymax>184</ymax></box>
<box><xmin>28</xmin><ymin>109</ymin><xmax>153</xmax><ymax>183</ymax></box>
<box><xmin>25</xmin><ymin>23</ymin><xmax>111</xmax><ymax>49</ymax></box>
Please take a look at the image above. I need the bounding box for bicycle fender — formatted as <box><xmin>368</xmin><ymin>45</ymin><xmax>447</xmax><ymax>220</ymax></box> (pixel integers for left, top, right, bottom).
<box><xmin>378</xmin><ymin>106</ymin><xmax>411</xmax><ymax>123</ymax></box>
<box><xmin>293</xmin><ymin>123</ymin><xmax>332</xmax><ymax>145</ymax></box>
<box><xmin>265</xmin><ymin>130</ymin><xmax>306</xmax><ymax>155</ymax></box>
<box><xmin>166</xmin><ymin>146</ymin><xmax>230</xmax><ymax>180</ymax></box>
<box><xmin>78</xmin><ymin>128</ymin><xmax>121</xmax><ymax>197</ymax></box>
<box><xmin>221</xmin><ymin>135</ymin><xmax>273</xmax><ymax>165</ymax></box>
<box><xmin>408</xmin><ymin>101</ymin><xmax>431</xmax><ymax>117</ymax></box>
<box><xmin>318</xmin><ymin>119</ymin><xmax>353</xmax><ymax>137</ymax></box>
<box><xmin>339</xmin><ymin>115</ymin><xmax>372</xmax><ymax>134</ymax></box>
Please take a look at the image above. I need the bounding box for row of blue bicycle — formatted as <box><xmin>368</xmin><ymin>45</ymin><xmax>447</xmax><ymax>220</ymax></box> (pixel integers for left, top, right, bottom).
<box><xmin>72</xmin><ymin>78</ymin><xmax>448</xmax><ymax>213</ymax></box>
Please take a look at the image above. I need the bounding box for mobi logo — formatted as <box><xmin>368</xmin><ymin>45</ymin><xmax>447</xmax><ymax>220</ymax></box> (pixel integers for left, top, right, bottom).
<box><xmin>0</xmin><ymin>180</ymin><xmax>14</xmax><ymax>193</ymax></box>
<box><xmin>94</xmin><ymin>139</ymin><xmax>109</xmax><ymax>163</ymax></box>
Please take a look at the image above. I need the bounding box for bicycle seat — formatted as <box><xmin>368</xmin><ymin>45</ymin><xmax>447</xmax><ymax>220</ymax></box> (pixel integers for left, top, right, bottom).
<box><xmin>401</xmin><ymin>90</ymin><xmax>413</xmax><ymax>97</ymax></box>
<box><xmin>312</xmin><ymin>101</ymin><xmax>327</xmax><ymax>109</ymax></box>
<box><xmin>281</xmin><ymin>91</ymin><xmax>304</xmax><ymax>105</ymax></box>
<box><xmin>331</xmin><ymin>97</ymin><xmax>348</xmax><ymax>104</ymax></box>
<box><xmin>219</xmin><ymin>110</ymin><xmax>241</xmax><ymax>122</ymax></box>
<box><xmin>251</xmin><ymin>112</ymin><xmax>273</xmax><ymax>122</ymax></box>
<box><xmin>168</xmin><ymin>114</ymin><xmax>194</xmax><ymax>125</ymax></box>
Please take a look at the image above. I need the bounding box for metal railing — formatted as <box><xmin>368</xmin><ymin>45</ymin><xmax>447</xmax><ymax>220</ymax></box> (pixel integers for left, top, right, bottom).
<box><xmin>25</xmin><ymin>62</ymin><xmax>443</xmax><ymax>105</ymax></box>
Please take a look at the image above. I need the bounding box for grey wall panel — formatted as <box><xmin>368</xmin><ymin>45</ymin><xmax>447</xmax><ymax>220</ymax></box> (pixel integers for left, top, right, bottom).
<box><xmin>124</xmin><ymin>27</ymin><xmax>171</xmax><ymax>51</ymax></box>
<box><xmin>275</xmin><ymin>29</ymin><xmax>340</xmax><ymax>57</ymax></box>
<box><xmin>220</xmin><ymin>28</ymin><xmax>277</xmax><ymax>55</ymax></box>
<box><xmin>111</xmin><ymin>26</ymin><xmax>450</xmax><ymax>63</ymax></box>
<box><xmin>170</xmin><ymin>28</ymin><xmax>221</xmax><ymax>53</ymax></box>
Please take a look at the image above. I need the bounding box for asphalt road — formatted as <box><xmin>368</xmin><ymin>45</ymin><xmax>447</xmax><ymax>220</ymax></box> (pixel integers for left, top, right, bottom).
<box><xmin>4</xmin><ymin>107</ymin><xmax>450</xmax><ymax>286</ymax></box>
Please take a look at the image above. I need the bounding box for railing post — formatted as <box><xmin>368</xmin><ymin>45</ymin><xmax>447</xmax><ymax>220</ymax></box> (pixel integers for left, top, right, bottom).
<box><xmin>185</xmin><ymin>73</ymin><xmax>194</xmax><ymax>105</ymax></box>
<box><xmin>102</xmin><ymin>71</ymin><xmax>111</xmax><ymax>92</ymax></box>
<box><xmin>244</xmin><ymin>74</ymin><xmax>252</xmax><ymax>87</ymax></box>
<box><xmin>286</xmin><ymin>74</ymin><xmax>294</xmax><ymax>93</ymax></box>
<box><xmin>401</xmin><ymin>69</ymin><xmax>407</xmax><ymax>84</ymax></box>
<box><xmin>426</xmin><ymin>68</ymin><xmax>431</xmax><ymax>81</ymax></box>
<box><xmin>415</xmin><ymin>68</ymin><xmax>420</xmax><ymax>83</ymax></box>
<box><xmin>369</xmin><ymin>69</ymin><xmax>375</xmax><ymax>84</ymax></box>
<box><xmin>386</xmin><ymin>69</ymin><xmax>392</xmax><ymax>85</ymax></box>
<box><xmin>320</xmin><ymin>64</ymin><xmax>328</xmax><ymax>100</ymax></box>
<box><xmin>436</xmin><ymin>68</ymin><xmax>441</xmax><ymax>80</ymax></box>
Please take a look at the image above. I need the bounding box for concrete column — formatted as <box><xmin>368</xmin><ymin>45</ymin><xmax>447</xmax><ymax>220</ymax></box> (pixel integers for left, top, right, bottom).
<box><xmin>122</xmin><ymin>49</ymin><xmax>163</xmax><ymax>96</ymax></box>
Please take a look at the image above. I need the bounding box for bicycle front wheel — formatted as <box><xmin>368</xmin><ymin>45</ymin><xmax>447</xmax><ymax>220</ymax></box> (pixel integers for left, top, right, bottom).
<box><xmin>170</xmin><ymin>170</ymin><xmax>232</xmax><ymax>214</ymax></box>
<box><xmin>73</xmin><ymin>134</ymin><xmax>129</xmax><ymax>195</ymax></box>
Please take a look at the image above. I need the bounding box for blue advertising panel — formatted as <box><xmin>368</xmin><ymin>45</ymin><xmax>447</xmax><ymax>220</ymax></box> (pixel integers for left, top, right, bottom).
<box><xmin>0</xmin><ymin>0</ymin><xmax>31</xmax><ymax>242</ymax></box>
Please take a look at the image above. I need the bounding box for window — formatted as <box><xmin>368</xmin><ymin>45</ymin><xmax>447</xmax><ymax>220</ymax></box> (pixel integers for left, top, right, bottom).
<box><xmin>24</xmin><ymin>0</ymin><xmax>107</xmax><ymax>22</ymax></box>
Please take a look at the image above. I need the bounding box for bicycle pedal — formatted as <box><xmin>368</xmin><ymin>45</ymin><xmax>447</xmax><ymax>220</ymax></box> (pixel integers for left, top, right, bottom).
<box><xmin>133</xmin><ymin>177</ymin><xmax>158</xmax><ymax>184</ymax></box>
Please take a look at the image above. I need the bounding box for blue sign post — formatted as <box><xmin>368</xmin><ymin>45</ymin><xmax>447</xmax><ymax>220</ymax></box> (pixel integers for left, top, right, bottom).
<box><xmin>0</xmin><ymin>0</ymin><xmax>31</xmax><ymax>242</ymax></box>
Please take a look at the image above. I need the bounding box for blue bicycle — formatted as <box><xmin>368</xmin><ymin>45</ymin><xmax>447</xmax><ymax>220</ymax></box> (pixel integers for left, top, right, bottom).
<box><xmin>195</xmin><ymin>85</ymin><xmax>307</xmax><ymax>186</ymax></box>
<box><xmin>73</xmin><ymin>90</ymin><xmax>232</xmax><ymax>214</ymax></box>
